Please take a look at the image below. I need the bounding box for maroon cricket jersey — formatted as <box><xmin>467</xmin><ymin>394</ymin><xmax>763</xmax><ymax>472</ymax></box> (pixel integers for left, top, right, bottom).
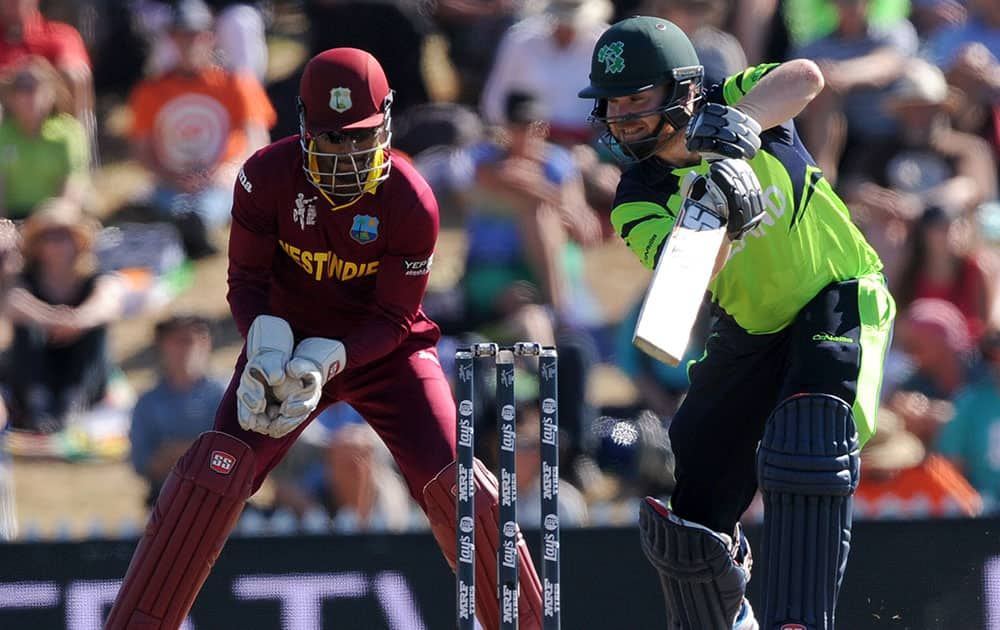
<box><xmin>227</xmin><ymin>135</ymin><xmax>441</xmax><ymax>370</ymax></box>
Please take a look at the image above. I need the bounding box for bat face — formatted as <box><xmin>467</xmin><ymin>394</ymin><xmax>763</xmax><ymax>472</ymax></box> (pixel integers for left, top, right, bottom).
<box><xmin>633</xmin><ymin>199</ymin><xmax>726</xmax><ymax>366</ymax></box>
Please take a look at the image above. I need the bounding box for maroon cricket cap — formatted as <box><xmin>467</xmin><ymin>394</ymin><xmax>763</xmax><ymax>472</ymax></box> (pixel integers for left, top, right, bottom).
<box><xmin>299</xmin><ymin>48</ymin><xmax>391</xmax><ymax>133</ymax></box>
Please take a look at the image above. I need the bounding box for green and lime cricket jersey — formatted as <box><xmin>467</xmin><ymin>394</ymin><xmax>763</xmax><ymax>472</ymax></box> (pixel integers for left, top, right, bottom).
<box><xmin>611</xmin><ymin>64</ymin><xmax>884</xmax><ymax>334</ymax></box>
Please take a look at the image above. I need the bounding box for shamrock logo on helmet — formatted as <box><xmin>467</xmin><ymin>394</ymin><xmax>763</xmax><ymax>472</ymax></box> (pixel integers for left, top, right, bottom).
<box><xmin>597</xmin><ymin>41</ymin><xmax>625</xmax><ymax>75</ymax></box>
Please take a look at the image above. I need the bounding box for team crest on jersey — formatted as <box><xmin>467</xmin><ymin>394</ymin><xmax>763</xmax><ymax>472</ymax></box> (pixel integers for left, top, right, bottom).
<box><xmin>350</xmin><ymin>214</ymin><xmax>379</xmax><ymax>244</ymax></box>
<box><xmin>293</xmin><ymin>193</ymin><xmax>317</xmax><ymax>229</ymax></box>
<box><xmin>329</xmin><ymin>87</ymin><xmax>352</xmax><ymax>113</ymax></box>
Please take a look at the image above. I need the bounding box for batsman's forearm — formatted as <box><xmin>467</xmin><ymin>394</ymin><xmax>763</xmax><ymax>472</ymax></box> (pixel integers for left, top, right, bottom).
<box><xmin>735</xmin><ymin>59</ymin><xmax>825</xmax><ymax>130</ymax></box>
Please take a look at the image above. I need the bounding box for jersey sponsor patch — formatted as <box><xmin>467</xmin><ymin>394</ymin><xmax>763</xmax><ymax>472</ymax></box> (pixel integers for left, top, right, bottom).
<box><xmin>403</xmin><ymin>254</ymin><xmax>433</xmax><ymax>276</ymax></box>
<box><xmin>209</xmin><ymin>450</ymin><xmax>236</xmax><ymax>475</ymax></box>
<box><xmin>350</xmin><ymin>214</ymin><xmax>379</xmax><ymax>244</ymax></box>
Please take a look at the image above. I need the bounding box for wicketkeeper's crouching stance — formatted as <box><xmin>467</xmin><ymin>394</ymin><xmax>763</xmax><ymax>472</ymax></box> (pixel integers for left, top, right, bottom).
<box><xmin>578</xmin><ymin>16</ymin><xmax>896</xmax><ymax>630</ymax></box>
<box><xmin>105</xmin><ymin>47</ymin><xmax>545</xmax><ymax>630</ymax></box>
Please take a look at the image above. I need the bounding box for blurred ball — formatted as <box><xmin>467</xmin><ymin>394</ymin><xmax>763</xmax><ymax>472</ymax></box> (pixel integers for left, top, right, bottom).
<box><xmin>587</xmin><ymin>411</ymin><xmax>675</xmax><ymax>495</ymax></box>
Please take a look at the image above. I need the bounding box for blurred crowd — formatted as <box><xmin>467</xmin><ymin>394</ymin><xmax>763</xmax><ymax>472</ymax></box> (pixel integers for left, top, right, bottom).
<box><xmin>0</xmin><ymin>0</ymin><xmax>999</xmax><ymax>541</ymax></box>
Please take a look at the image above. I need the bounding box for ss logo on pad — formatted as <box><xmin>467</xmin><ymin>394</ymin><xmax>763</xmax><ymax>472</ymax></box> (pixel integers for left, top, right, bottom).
<box><xmin>210</xmin><ymin>450</ymin><xmax>236</xmax><ymax>475</ymax></box>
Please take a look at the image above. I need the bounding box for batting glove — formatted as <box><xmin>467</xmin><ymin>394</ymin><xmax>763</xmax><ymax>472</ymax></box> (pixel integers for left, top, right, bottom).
<box><xmin>686</xmin><ymin>103</ymin><xmax>762</xmax><ymax>162</ymax></box>
<box><xmin>678</xmin><ymin>170</ymin><xmax>729</xmax><ymax>231</ymax></box>
<box><xmin>266</xmin><ymin>337</ymin><xmax>347</xmax><ymax>438</ymax></box>
<box><xmin>236</xmin><ymin>315</ymin><xmax>294</xmax><ymax>435</ymax></box>
<box><xmin>678</xmin><ymin>159</ymin><xmax>765</xmax><ymax>240</ymax></box>
<box><xmin>707</xmin><ymin>159</ymin><xmax>766</xmax><ymax>239</ymax></box>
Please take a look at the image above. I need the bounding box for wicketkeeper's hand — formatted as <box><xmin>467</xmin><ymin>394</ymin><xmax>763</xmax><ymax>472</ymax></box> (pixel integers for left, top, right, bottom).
<box><xmin>266</xmin><ymin>337</ymin><xmax>347</xmax><ymax>438</ymax></box>
<box><xmin>685</xmin><ymin>103</ymin><xmax>762</xmax><ymax>162</ymax></box>
<box><xmin>236</xmin><ymin>315</ymin><xmax>294</xmax><ymax>435</ymax></box>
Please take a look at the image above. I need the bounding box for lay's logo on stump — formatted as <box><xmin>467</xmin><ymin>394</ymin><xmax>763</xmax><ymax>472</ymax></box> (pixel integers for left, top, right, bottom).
<box><xmin>210</xmin><ymin>450</ymin><xmax>237</xmax><ymax>475</ymax></box>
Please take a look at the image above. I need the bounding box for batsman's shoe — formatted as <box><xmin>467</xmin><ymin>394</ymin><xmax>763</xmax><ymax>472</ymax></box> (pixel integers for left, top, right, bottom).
<box><xmin>733</xmin><ymin>598</ymin><xmax>759</xmax><ymax>630</ymax></box>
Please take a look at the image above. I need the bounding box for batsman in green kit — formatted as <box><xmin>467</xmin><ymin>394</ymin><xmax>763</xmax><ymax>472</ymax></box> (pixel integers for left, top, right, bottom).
<box><xmin>579</xmin><ymin>16</ymin><xmax>896</xmax><ymax>630</ymax></box>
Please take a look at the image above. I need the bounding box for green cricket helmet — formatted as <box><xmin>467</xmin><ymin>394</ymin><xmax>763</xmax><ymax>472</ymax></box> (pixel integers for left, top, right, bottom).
<box><xmin>579</xmin><ymin>16</ymin><xmax>704</xmax><ymax>163</ymax></box>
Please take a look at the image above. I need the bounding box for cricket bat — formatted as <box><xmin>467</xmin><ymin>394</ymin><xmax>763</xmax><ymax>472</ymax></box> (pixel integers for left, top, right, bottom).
<box><xmin>633</xmin><ymin>197</ymin><xmax>726</xmax><ymax>366</ymax></box>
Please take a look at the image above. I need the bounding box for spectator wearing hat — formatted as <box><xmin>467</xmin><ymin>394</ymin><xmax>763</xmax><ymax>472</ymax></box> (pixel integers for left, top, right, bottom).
<box><xmin>481</xmin><ymin>0</ymin><xmax>614</xmax><ymax>144</ymax></box>
<box><xmin>843</xmin><ymin>59</ymin><xmax>996</xmax><ymax>217</ymax></box>
<box><xmin>2</xmin><ymin>199</ymin><xmax>126</xmax><ymax>433</ymax></box>
<box><xmin>128</xmin><ymin>314</ymin><xmax>225</xmax><ymax>505</ymax></box>
<box><xmin>0</xmin><ymin>55</ymin><xmax>90</xmax><ymax>220</ymax></box>
<box><xmin>127</xmin><ymin>0</ymin><xmax>275</xmax><ymax>258</ymax></box>
<box><xmin>841</xmin><ymin>59</ymin><xmax>997</xmax><ymax>290</ymax></box>
<box><xmin>886</xmin><ymin>298</ymin><xmax>981</xmax><ymax>447</ymax></box>
<box><xmin>855</xmin><ymin>406</ymin><xmax>982</xmax><ymax>518</ymax></box>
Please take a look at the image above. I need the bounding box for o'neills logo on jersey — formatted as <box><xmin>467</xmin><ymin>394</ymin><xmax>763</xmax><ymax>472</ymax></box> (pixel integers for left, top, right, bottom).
<box><xmin>210</xmin><ymin>450</ymin><xmax>236</xmax><ymax>475</ymax></box>
<box><xmin>278</xmin><ymin>239</ymin><xmax>380</xmax><ymax>282</ymax></box>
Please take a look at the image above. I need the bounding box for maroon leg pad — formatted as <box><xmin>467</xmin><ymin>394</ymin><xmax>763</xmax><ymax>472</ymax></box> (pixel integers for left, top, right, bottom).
<box><xmin>104</xmin><ymin>431</ymin><xmax>255</xmax><ymax>630</ymax></box>
<box><xmin>423</xmin><ymin>458</ymin><xmax>544</xmax><ymax>630</ymax></box>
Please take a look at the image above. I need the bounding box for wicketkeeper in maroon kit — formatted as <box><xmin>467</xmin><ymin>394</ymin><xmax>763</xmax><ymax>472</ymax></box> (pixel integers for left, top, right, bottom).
<box><xmin>105</xmin><ymin>47</ymin><xmax>546</xmax><ymax>630</ymax></box>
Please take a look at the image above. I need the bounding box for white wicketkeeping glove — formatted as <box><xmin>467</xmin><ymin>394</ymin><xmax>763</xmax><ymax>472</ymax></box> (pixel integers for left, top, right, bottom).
<box><xmin>236</xmin><ymin>315</ymin><xmax>294</xmax><ymax>435</ymax></box>
<box><xmin>265</xmin><ymin>337</ymin><xmax>347</xmax><ymax>438</ymax></box>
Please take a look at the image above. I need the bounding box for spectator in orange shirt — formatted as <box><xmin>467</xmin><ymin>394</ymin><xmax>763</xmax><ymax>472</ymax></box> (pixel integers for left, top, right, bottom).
<box><xmin>0</xmin><ymin>0</ymin><xmax>95</xmax><ymax>160</ymax></box>
<box><xmin>127</xmin><ymin>0</ymin><xmax>275</xmax><ymax>258</ymax></box>
<box><xmin>855</xmin><ymin>407</ymin><xmax>982</xmax><ymax>518</ymax></box>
